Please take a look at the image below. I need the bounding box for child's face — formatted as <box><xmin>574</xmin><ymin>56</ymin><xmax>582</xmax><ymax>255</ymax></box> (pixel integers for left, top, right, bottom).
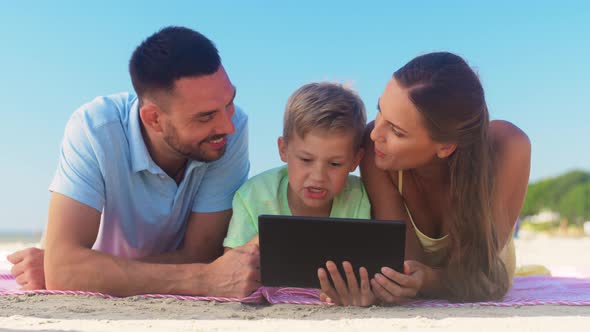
<box><xmin>278</xmin><ymin>130</ymin><xmax>363</xmax><ymax>215</ymax></box>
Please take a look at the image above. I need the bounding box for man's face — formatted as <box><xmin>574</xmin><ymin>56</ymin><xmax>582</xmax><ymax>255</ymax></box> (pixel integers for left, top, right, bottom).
<box><xmin>160</xmin><ymin>66</ymin><xmax>236</xmax><ymax>162</ymax></box>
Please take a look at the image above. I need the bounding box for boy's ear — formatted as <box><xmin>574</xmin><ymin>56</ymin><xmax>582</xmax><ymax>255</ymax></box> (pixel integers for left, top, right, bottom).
<box><xmin>277</xmin><ymin>136</ymin><xmax>288</xmax><ymax>162</ymax></box>
<box><xmin>349</xmin><ymin>148</ymin><xmax>365</xmax><ymax>172</ymax></box>
<box><xmin>436</xmin><ymin>142</ymin><xmax>457</xmax><ymax>159</ymax></box>
<box><xmin>139</xmin><ymin>102</ymin><xmax>164</xmax><ymax>133</ymax></box>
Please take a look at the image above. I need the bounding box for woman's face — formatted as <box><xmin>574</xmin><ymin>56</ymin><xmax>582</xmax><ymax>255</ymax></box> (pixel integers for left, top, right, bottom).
<box><xmin>370</xmin><ymin>79</ymin><xmax>439</xmax><ymax>171</ymax></box>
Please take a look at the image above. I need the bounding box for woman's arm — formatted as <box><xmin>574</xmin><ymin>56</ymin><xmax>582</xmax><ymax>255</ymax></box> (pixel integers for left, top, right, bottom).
<box><xmin>360</xmin><ymin>122</ymin><xmax>423</xmax><ymax>261</ymax></box>
<box><xmin>490</xmin><ymin>120</ymin><xmax>531</xmax><ymax>248</ymax></box>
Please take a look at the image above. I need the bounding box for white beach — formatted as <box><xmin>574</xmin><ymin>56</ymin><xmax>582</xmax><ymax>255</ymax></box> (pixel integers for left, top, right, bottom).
<box><xmin>1</xmin><ymin>234</ymin><xmax>589</xmax><ymax>331</ymax></box>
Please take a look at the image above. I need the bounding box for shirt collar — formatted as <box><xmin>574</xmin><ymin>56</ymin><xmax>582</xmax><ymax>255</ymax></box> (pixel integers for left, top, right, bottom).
<box><xmin>128</xmin><ymin>98</ymin><xmax>162</xmax><ymax>174</ymax></box>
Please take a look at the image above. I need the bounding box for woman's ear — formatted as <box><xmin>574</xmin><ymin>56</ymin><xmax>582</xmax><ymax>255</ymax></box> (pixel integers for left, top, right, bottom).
<box><xmin>139</xmin><ymin>102</ymin><xmax>164</xmax><ymax>133</ymax></box>
<box><xmin>278</xmin><ymin>136</ymin><xmax>288</xmax><ymax>163</ymax></box>
<box><xmin>436</xmin><ymin>142</ymin><xmax>457</xmax><ymax>159</ymax></box>
<box><xmin>350</xmin><ymin>148</ymin><xmax>365</xmax><ymax>172</ymax></box>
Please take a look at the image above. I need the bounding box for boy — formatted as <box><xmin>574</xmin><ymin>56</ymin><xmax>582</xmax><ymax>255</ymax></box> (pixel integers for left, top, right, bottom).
<box><xmin>223</xmin><ymin>82</ymin><xmax>370</xmax><ymax>249</ymax></box>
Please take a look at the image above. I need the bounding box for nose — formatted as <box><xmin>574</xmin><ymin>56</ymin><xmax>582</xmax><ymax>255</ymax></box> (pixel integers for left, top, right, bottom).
<box><xmin>370</xmin><ymin>117</ymin><xmax>384</xmax><ymax>143</ymax></box>
<box><xmin>310</xmin><ymin>162</ymin><xmax>327</xmax><ymax>183</ymax></box>
<box><xmin>216</xmin><ymin>107</ymin><xmax>235</xmax><ymax>135</ymax></box>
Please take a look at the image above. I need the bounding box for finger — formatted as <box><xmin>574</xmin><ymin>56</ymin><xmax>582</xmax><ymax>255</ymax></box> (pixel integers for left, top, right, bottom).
<box><xmin>318</xmin><ymin>268</ymin><xmax>339</xmax><ymax>305</ymax></box>
<box><xmin>371</xmin><ymin>278</ymin><xmax>395</xmax><ymax>304</ymax></box>
<box><xmin>375</xmin><ymin>273</ymin><xmax>417</xmax><ymax>298</ymax></box>
<box><xmin>342</xmin><ymin>262</ymin><xmax>360</xmax><ymax>305</ymax></box>
<box><xmin>319</xmin><ymin>292</ymin><xmax>329</xmax><ymax>303</ymax></box>
<box><xmin>381</xmin><ymin>266</ymin><xmax>414</xmax><ymax>287</ymax></box>
<box><xmin>15</xmin><ymin>273</ymin><xmax>28</xmax><ymax>286</ymax></box>
<box><xmin>326</xmin><ymin>261</ymin><xmax>350</xmax><ymax>305</ymax></box>
<box><xmin>6</xmin><ymin>250</ymin><xmax>24</xmax><ymax>264</ymax></box>
<box><xmin>10</xmin><ymin>263</ymin><xmax>25</xmax><ymax>277</ymax></box>
<box><xmin>359</xmin><ymin>267</ymin><xmax>373</xmax><ymax>303</ymax></box>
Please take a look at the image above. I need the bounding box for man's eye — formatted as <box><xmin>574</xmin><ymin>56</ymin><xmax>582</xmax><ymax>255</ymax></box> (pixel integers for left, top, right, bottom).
<box><xmin>198</xmin><ymin>114</ymin><xmax>215</xmax><ymax>123</ymax></box>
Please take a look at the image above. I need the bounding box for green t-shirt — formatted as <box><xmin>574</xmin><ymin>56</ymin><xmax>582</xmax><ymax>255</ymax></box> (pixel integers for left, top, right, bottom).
<box><xmin>223</xmin><ymin>166</ymin><xmax>371</xmax><ymax>248</ymax></box>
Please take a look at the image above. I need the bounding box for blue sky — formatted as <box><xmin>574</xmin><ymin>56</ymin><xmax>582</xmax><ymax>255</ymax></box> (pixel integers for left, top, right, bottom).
<box><xmin>1</xmin><ymin>1</ymin><xmax>588</xmax><ymax>232</ymax></box>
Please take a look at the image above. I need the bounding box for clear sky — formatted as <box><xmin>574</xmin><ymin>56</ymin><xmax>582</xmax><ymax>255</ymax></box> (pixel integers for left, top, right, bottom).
<box><xmin>1</xmin><ymin>0</ymin><xmax>588</xmax><ymax>232</ymax></box>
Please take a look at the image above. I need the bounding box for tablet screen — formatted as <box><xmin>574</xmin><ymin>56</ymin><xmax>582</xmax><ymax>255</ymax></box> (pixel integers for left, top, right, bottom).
<box><xmin>259</xmin><ymin>215</ymin><xmax>406</xmax><ymax>288</ymax></box>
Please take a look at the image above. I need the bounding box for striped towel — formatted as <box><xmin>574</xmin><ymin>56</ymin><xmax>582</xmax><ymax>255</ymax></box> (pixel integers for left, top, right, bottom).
<box><xmin>2</xmin><ymin>272</ymin><xmax>590</xmax><ymax>306</ymax></box>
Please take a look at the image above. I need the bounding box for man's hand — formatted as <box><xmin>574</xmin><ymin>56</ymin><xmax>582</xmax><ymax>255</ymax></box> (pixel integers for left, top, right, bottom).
<box><xmin>318</xmin><ymin>261</ymin><xmax>377</xmax><ymax>307</ymax></box>
<box><xmin>7</xmin><ymin>247</ymin><xmax>46</xmax><ymax>290</ymax></box>
<box><xmin>202</xmin><ymin>238</ymin><xmax>260</xmax><ymax>298</ymax></box>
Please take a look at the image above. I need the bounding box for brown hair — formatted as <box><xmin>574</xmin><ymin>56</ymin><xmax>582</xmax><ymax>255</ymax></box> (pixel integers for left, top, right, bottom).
<box><xmin>283</xmin><ymin>82</ymin><xmax>367</xmax><ymax>151</ymax></box>
<box><xmin>394</xmin><ymin>52</ymin><xmax>508</xmax><ymax>301</ymax></box>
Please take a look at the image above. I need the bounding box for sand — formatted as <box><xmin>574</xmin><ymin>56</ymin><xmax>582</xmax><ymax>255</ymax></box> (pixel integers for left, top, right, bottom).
<box><xmin>1</xmin><ymin>234</ymin><xmax>590</xmax><ymax>331</ymax></box>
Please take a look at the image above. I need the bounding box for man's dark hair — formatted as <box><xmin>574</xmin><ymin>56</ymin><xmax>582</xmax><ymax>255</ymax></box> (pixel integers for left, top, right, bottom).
<box><xmin>129</xmin><ymin>26</ymin><xmax>221</xmax><ymax>99</ymax></box>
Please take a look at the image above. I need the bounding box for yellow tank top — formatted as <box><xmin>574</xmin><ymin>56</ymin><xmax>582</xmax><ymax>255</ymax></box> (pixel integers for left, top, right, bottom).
<box><xmin>398</xmin><ymin>170</ymin><xmax>450</xmax><ymax>266</ymax></box>
<box><xmin>398</xmin><ymin>170</ymin><xmax>516</xmax><ymax>278</ymax></box>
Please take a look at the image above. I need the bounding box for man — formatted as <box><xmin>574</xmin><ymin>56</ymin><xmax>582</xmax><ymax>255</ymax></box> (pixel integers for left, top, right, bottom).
<box><xmin>7</xmin><ymin>26</ymin><xmax>260</xmax><ymax>297</ymax></box>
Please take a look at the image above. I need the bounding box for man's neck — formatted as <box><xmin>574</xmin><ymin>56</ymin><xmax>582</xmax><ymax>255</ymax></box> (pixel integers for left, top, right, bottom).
<box><xmin>140</xmin><ymin>121</ymin><xmax>187</xmax><ymax>177</ymax></box>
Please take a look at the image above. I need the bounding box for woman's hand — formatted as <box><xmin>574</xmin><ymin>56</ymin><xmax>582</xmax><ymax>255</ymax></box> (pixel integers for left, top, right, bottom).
<box><xmin>371</xmin><ymin>260</ymin><xmax>428</xmax><ymax>304</ymax></box>
<box><xmin>318</xmin><ymin>261</ymin><xmax>377</xmax><ymax>307</ymax></box>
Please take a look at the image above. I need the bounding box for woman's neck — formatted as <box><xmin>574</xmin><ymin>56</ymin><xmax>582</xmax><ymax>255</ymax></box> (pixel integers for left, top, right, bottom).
<box><xmin>410</xmin><ymin>157</ymin><xmax>451</xmax><ymax>190</ymax></box>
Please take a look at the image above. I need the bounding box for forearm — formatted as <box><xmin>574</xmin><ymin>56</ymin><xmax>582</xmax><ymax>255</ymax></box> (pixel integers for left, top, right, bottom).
<box><xmin>45</xmin><ymin>246</ymin><xmax>210</xmax><ymax>296</ymax></box>
<box><xmin>138</xmin><ymin>249</ymin><xmax>213</xmax><ymax>264</ymax></box>
<box><xmin>419</xmin><ymin>266</ymin><xmax>448</xmax><ymax>299</ymax></box>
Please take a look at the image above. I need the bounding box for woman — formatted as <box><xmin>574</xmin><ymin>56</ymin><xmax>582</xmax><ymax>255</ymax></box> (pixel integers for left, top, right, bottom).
<box><xmin>318</xmin><ymin>52</ymin><xmax>531</xmax><ymax>306</ymax></box>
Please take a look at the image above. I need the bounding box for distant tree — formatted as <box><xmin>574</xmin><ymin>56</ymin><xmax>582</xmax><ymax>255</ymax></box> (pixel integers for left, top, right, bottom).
<box><xmin>521</xmin><ymin>170</ymin><xmax>590</xmax><ymax>225</ymax></box>
<box><xmin>558</xmin><ymin>182</ymin><xmax>590</xmax><ymax>225</ymax></box>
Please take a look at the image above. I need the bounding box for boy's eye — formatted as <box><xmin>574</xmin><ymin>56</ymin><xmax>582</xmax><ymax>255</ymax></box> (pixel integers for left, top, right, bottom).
<box><xmin>300</xmin><ymin>157</ymin><xmax>312</xmax><ymax>163</ymax></box>
<box><xmin>330</xmin><ymin>162</ymin><xmax>342</xmax><ymax>167</ymax></box>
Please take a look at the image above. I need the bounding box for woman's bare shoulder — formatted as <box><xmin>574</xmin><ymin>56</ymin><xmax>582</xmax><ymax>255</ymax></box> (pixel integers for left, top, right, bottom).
<box><xmin>489</xmin><ymin>120</ymin><xmax>531</xmax><ymax>242</ymax></box>
<box><xmin>490</xmin><ymin>120</ymin><xmax>530</xmax><ymax>151</ymax></box>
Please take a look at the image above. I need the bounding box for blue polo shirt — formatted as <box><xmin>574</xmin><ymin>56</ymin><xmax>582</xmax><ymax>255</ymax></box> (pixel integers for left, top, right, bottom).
<box><xmin>48</xmin><ymin>93</ymin><xmax>249</xmax><ymax>258</ymax></box>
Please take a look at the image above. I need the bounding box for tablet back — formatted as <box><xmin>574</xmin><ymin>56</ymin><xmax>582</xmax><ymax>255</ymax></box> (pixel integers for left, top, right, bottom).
<box><xmin>258</xmin><ymin>215</ymin><xmax>406</xmax><ymax>288</ymax></box>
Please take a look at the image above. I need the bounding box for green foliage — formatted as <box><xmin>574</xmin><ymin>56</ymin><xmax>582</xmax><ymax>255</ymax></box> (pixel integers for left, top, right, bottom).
<box><xmin>522</xmin><ymin>170</ymin><xmax>590</xmax><ymax>226</ymax></box>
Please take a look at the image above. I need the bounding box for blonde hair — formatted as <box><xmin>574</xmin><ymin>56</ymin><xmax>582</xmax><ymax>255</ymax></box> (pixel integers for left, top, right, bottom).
<box><xmin>283</xmin><ymin>82</ymin><xmax>367</xmax><ymax>150</ymax></box>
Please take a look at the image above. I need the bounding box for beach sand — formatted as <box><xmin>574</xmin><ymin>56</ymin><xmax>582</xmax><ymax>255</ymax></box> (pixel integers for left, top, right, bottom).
<box><xmin>1</xmin><ymin>234</ymin><xmax>590</xmax><ymax>331</ymax></box>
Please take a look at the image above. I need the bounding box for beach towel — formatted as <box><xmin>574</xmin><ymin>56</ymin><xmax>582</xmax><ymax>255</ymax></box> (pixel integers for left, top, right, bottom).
<box><xmin>1</xmin><ymin>273</ymin><xmax>589</xmax><ymax>307</ymax></box>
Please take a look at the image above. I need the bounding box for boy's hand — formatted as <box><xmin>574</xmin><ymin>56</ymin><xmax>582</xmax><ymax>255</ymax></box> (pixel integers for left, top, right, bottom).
<box><xmin>318</xmin><ymin>260</ymin><xmax>377</xmax><ymax>307</ymax></box>
<box><xmin>371</xmin><ymin>260</ymin><xmax>426</xmax><ymax>304</ymax></box>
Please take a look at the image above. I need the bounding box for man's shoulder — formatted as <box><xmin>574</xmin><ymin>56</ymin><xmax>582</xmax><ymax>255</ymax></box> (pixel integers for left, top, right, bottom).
<box><xmin>71</xmin><ymin>92</ymin><xmax>138</xmax><ymax>130</ymax></box>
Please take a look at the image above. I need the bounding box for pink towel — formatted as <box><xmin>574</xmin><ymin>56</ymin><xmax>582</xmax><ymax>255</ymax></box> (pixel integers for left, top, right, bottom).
<box><xmin>1</xmin><ymin>273</ymin><xmax>589</xmax><ymax>306</ymax></box>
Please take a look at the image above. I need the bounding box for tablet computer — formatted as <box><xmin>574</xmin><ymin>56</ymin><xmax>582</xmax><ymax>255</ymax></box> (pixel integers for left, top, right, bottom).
<box><xmin>258</xmin><ymin>215</ymin><xmax>406</xmax><ymax>288</ymax></box>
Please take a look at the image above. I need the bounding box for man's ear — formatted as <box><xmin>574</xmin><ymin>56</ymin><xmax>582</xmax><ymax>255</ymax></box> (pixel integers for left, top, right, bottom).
<box><xmin>350</xmin><ymin>148</ymin><xmax>365</xmax><ymax>172</ymax></box>
<box><xmin>277</xmin><ymin>136</ymin><xmax>288</xmax><ymax>163</ymax></box>
<box><xmin>436</xmin><ymin>142</ymin><xmax>457</xmax><ymax>159</ymax></box>
<box><xmin>139</xmin><ymin>102</ymin><xmax>164</xmax><ymax>133</ymax></box>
